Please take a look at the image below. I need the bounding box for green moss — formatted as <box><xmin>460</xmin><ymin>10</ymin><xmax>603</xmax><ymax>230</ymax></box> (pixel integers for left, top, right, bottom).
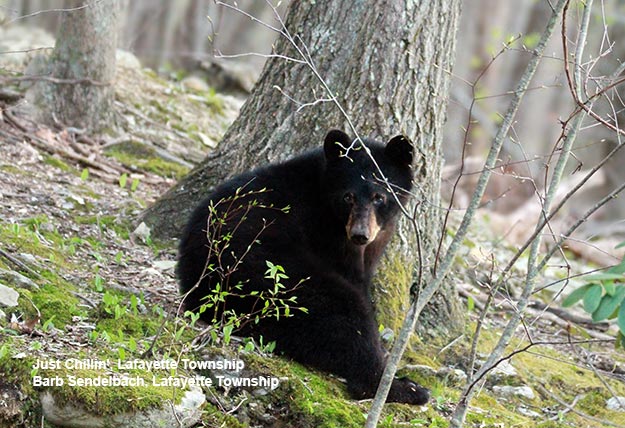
<box><xmin>0</xmin><ymin>342</ymin><xmax>36</xmax><ymax>395</ymax></box>
<box><xmin>187</xmin><ymin>88</ymin><xmax>224</xmax><ymax>114</ymax></box>
<box><xmin>466</xmin><ymin>392</ymin><xmax>529</xmax><ymax>426</ymax></box>
<box><xmin>40</xmin><ymin>366</ymin><xmax>182</xmax><ymax>416</ymax></box>
<box><xmin>241</xmin><ymin>352</ymin><xmax>434</xmax><ymax>428</ymax></box>
<box><xmin>373</xmin><ymin>249</ymin><xmax>412</xmax><ymax>333</ymax></box>
<box><xmin>31</xmin><ymin>280</ymin><xmax>83</xmax><ymax>327</ymax></box>
<box><xmin>96</xmin><ymin>312</ymin><xmax>159</xmax><ymax>338</ymax></box>
<box><xmin>536</xmin><ymin>421</ymin><xmax>569</xmax><ymax>428</ymax></box>
<box><xmin>43</xmin><ymin>155</ymin><xmax>73</xmax><ymax>173</ymax></box>
<box><xmin>141</xmin><ymin>157</ymin><xmax>189</xmax><ymax>179</ymax></box>
<box><xmin>242</xmin><ymin>353</ymin><xmax>364</xmax><ymax>428</ymax></box>
<box><xmin>1</xmin><ymin>164</ymin><xmax>27</xmax><ymax>174</ymax></box>
<box><xmin>0</xmin><ymin>343</ymin><xmax>41</xmax><ymax>426</ymax></box>
<box><xmin>104</xmin><ymin>141</ymin><xmax>189</xmax><ymax>179</ymax></box>
<box><xmin>203</xmin><ymin>402</ymin><xmax>246</xmax><ymax>428</ymax></box>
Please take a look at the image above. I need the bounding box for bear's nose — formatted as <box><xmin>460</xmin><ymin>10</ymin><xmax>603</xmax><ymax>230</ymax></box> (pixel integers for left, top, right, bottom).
<box><xmin>350</xmin><ymin>234</ymin><xmax>369</xmax><ymax>245</ymax></box>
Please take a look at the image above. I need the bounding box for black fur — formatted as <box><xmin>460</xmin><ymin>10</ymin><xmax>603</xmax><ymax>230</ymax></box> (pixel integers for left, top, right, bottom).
<box><xmin>178</xmin><ymin>130</ymin><xmax>429</xmax><ymax>405</ymax></box>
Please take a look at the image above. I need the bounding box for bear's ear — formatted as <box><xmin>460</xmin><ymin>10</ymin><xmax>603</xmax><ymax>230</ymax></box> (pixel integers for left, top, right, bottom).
<box><xmin>385</xmin><ymin>135</ymin><xmax>414</xmax><ymax>166</ymax></box>
<box><xmin>324</xmin><ymin>129</ymin><xmax>352</xmax><ymax>160</ymax></box>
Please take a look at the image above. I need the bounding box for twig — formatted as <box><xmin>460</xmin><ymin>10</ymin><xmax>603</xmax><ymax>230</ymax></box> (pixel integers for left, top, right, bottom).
<box><xmin>562</xmin><ymin>1</ymin><xmax>625</xmax><ymax>138</ymax></box>
<box><xmin>535</xmin><ymin>383</ymin><xmax>625</xmax><ymax>428</ymax></box>
<box><xmin>0</xmin><ymin>247</ymin><xmax>44</xmax><ymax>280</ymax></box>
<box><xmin>7</xmin><ymin>0</ymin><xmax>103</xmax><ymax>24</ymax></box>
<box><xmin>0</xmin><ymin>47</ymin><xmax>53</xmax><ymax>55</ymax></box>
<box><xmin>0</xmin><ymin>75</ymin><xmax>111</xmax><ymax>87</ymax></box>
<box><xmin>449</xmin><ymin>1</ymin><xmax>570</xmax><ymax>425</ymax></box>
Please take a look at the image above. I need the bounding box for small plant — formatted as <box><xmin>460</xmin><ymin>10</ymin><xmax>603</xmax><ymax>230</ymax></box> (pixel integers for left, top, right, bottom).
<box><xmin>119</xmin><ymin>173</ymin><xmax>128</xmax><ymax>189</ymax></box>
<box><xmin>562</xmin><ymin>242</ymin><xmax>625</xmax><ymax>348</ymax></box>
<box><xmin>42</xmin><ymin>316</ymin><xmax>56</xmax><ymax>332</ymax></box>
<box><xmin>101</xmin><ymin>291</ymin><xmax>126</xmax><ymax>320</ymax></box>
<box><xmin>178</xmin><ymin>187</ymin><xmax>305</xmax><ymax>349</ymax></box>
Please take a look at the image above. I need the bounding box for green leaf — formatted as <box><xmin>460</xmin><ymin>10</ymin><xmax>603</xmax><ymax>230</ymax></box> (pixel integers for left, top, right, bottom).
<box><xmin>583</xmin><ymin>284</ymin><xmax>603</xmax><ymax>313</ymax></box>
<box><xmin>467</xmin><ymin>296</ymin><xmax>475</xmax><ymax>312</ymax></box>
<box><xmin>604</xmin><ymin>281</ymin><xmax>616</xmax><ymax>296</ymax></box>
<box><xmin>223</xmin><ymin>324</ymin><xmax>233</xmax><ymax>345</ymax></box>
<box><xmin>80</xmin><ymin>168</ymin><xmax>89</xmax><ymax>181</ymax></box>
<box><xmin>562</xmin><ymin>283</ymin><xmax>592</xmax><ymax>307</ymax></box>
<box><xmin>592</xmin><ymin>287</ymin><xmax>625</xmax><ymax>322</ymax></box>
<box><xmin>119</xmin><ymin>173</ymin><xmax>128</xmax><ymax>189</ymax></box>
<box><xmin>619</xmin><ymin>301</ymin><xmax>625</xmax><ymax>335</ymax></box>
<box><xmin>615</xmin><ymin>241</ymin><xmax>625</xmax><ymax>249</ymax></box>
<box><xmin>0</xmin><ymin>344</ymin><xmax>8</xmax><ymax>360</ymax></box>
<box><xmin>131</xmin><ymin>178</ymin><xmax>140</xmax><ymax>192</ymax></box>
<box><xmin>609</xmin><ymin>257</ymin><xmax>625</xmax><ymax>274</ymax></box>
<box><xmin>584</xmin><ymin>273</ymin><xmax>624</xmax><ymax>282</ymax></box>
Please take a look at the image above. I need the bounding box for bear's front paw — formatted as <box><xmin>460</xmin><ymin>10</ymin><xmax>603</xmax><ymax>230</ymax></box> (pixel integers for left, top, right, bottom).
<box><xmin>387</xmin><ymin>377</ymin><xmax>430</xmax><ymax>405</ymax></box>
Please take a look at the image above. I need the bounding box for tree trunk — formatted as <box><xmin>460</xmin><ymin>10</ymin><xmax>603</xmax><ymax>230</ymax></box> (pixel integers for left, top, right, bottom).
<box><xmin>142</xmin><ymin>0</ymin><xmax>464</xmax><ymax>338</ymax></box>
<box><xmin>26</xmin><ymin>0</ymin><xmax>119</xmax><ymax>131</ymax></box>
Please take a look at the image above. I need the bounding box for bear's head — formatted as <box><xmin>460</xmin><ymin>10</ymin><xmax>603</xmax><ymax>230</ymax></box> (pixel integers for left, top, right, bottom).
<box><xmin>323</xmin><ymin>129</ymin><xmax>414</xmax><ymax>246</ymax></box>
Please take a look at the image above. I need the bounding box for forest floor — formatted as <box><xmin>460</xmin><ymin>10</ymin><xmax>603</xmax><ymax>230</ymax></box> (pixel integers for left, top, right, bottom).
<box><xmin>1</xmin><ymin>34</ymin><xmax>625</xmax><ymax>428</ymax></box>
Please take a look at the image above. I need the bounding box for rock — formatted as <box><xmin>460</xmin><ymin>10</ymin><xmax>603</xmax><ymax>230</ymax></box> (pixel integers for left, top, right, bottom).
<box><xmin>181</xmin><ymin>76</ymin><xmax>210</xmax><ymax>92</ymax></box>
<box><xmin>18</xmin><ymin>253</ymin><xmax>37</xmax><ymax>265</ymax></box>
<box><xmin>131</xmin><ymin>222</ymin><xmax>151</xmax><ymax>245</ymax></box>
<box><xmin>116</xmin><ymin>50</ymin><xmax>142</xmax><ymax>70</ymax></box>
<box><xmin>196</xmin><ymin>131</ymin><xmax>218</xmax><ymax>149</ymax></box>
<box><xmin>517</xmin><ymin>405</ymin><xmax>542</xmax><ymax>418</ymax></box>
<box><xmin>0</xmin><ymin>381</ymin><xmax>26</xmax><ymax>426</ymax></box>
<box><xmin>152</xmin><ymin>260</ymin><xmax>177</xmax><ymax>271</ymax></box>
<box><xmin>0</xmin><ymin>283</ymin><xmax>19</xmax><ymax>307</ymax></box>
<box><xmin>606</xmin><ymin>396</ymin><xmax>625</xmax><ymax>412</ymax></box>
<box><xmin>589</xmin><ymin>354</ymin><xmax>625</xmax><ymax>375</ymax></box>
<box><xmin>379</xmin><ymin>327</ymin><xmax>395</xmax><ymax>343</ymax></box>
<box><xmin>403</xmin><ymin>364</ymin><xmax>437</xmax><ymax>378</ymax></box>
<box><xmin>40</xmin><ymin>385</ymin><xmax>205</xmax><ymax>428</ymax></box>
<box><xmin>0</xmin><ymin>269</ymin><xmax>39</xmax><ymax>290</ymax></box>
<box><xmin>490</xmin><ymin>360</ymin><xmax>518</xmax><ymax>378</ymax></box>
<box><xmin>0</xmin><ymin>26</ymin><xmax>55</xmax><ymax>71</ymax></box>
<box><xmin>436</xmin><ymin>367</ymin><xmax>467</xmax><ymax>385</ymax></box>
<box><xmin>253</xmin><ymin>388</ymin><xmax>269</xmax><ymax>397</ymax></box>
<box><xmin>492</xmin><ymin>385</ymin><xmax>535</xmax><ymax>400</ymax></box>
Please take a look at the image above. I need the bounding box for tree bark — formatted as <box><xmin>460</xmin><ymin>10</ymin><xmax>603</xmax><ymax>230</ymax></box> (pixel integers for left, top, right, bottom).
<box><xmin>142</xmin><ymin>0</ymin><xmax>464</xmax><ymax>337</ymax></box>
<box><xmin>26</xmin><ymin>0</ymin><xmax>119</xmax><ymax>131</ymax></box>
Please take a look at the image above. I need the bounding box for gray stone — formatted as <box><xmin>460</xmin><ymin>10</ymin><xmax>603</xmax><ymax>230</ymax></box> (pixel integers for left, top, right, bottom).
<box><xmin>403</xmin><ymin>364</ymin><xmax>437</xmax><ymax>378</ymax></box>
<box><xmin>0</xmin><ymin>283</ymin><xmax>19</xmax><ymax>307</ymax></box>
<box><xmin>380</xmin><ymin>327</ymin><xmax>395</xmax><ymax>343</ymax></box>
<box><xmin>517</xmin><ymin>405</ymin><xmax>542</xmax><ymax>418</ymax></box>
<box><xmin>490</xmin><ymin>360</ymin><xmax>518</xmax><ymax>378</ymax></box>
<box><xmin>606</xmin><ymin>396</ymin><xmax>625</xmax><ymax>412</ymax></box>
<box><xmin>116</xmin><ymin>50</ymin><xmax>142</xmax><ymax>70</ymax></box>
<box><xmin>18</xmin><ymin>253</ymin><xmax>37</xmax><ymax>264</ymax></box>
<box><xmin>40</xmin><ymin>385</ymin><xmax>205</xmax><ymax>428</ymax></box>
<box><xmin>0</xmin><ymin>268</ymin><xmax>39</xmax><ymax>290</ymax></box>
<box><xmin>492</xmin><ymin>385</ymin><xmax>535</xmax><ymax>400</ymax></box>
<box><xmin>436</xmin><ymin>367</ymin><xmax>468</xmax><ymax>385</ymax></box>
<box><xmin>131</xmin><ymin>222</ymin><xmax>151</xmax><ymax>245</ymax></box>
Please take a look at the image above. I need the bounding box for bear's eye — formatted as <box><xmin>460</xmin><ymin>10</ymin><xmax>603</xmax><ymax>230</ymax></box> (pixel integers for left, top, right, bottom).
<box><xmin>343</xmin><ymin>193</ymin><xmax>355</xmax><ymax>204</ymax></box>
<box><xmin>372</xmin><ymin>193</ymin><xmax>386</xmax><ymax>206</ymax></box>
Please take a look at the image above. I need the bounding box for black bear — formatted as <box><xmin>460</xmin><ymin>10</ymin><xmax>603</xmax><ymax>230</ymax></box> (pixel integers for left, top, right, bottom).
<box><xmin>178</xmin><ymin>129</ymin><xmax>429</xmax><ymax>405</ymax></box>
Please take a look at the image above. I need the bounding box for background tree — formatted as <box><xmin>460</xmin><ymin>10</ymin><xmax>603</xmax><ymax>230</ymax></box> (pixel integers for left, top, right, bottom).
<box><xmin>141</xmin><ymin>0</ymin><xmax>464</xmax><ymax>338</ymax></box>
<box><xmin>26</xmin><ymin>0</ymin><xmax>119</xmax><ymax>131</ymax></box>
